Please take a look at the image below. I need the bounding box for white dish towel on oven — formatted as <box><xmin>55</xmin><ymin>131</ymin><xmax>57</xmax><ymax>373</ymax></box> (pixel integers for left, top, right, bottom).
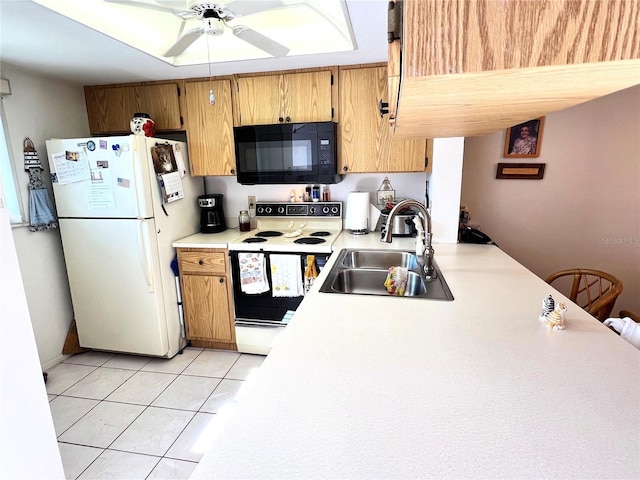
<box><xmin>270</xmin><ymin>254</ymin><xmax>304</xmax><ymax>297</ymax></box>
<box><xmin>238</xmin><ymin>252</ymin><xmax>269</xmax><ymax>294</ymax></box>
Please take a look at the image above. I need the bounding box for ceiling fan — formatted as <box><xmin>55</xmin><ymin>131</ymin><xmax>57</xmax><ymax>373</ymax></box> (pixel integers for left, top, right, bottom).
<box><xmin>105</xmin><ymin>0</ymin><xmax>296</xmax><ymax>57</ymax></box>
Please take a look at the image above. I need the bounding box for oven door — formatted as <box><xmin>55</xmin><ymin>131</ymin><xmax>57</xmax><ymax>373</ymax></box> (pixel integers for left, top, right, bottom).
<box><xmin>229</xmin><ymin>251</ymin><xmax>329</xmax><ymax>326</ymax></box>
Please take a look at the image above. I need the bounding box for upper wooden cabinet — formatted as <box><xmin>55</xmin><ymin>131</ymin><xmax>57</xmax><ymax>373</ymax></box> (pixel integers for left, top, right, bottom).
<box><xmin>390</xmin><ymin>0</ymin><xmax>640</xmax><ymax>138</ymax></box>
<box><xmin>339</xmin><ymin>66</ymin><xmax>428</xmax><ymax>173</ymax></box>
<box><xmin>234</xmin><ymin>70</ymin><xmax>335</xmax><ymax>126</ymax></box>
<box><xmin>84</xmin><ymin>83</ymin><xmax>182</xmax><ymax>135</ymax></box>
<box><xmin>184</xmin><ymin>79</ymin><xmax>236</xmax><ymax>176</ymax></box>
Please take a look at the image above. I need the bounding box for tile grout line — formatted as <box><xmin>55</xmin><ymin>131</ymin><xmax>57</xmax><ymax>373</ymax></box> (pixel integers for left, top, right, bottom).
<box><xmin>52</xmin><ymin>349</ymin><xmax>258</xmax><ymax>478</ymax></box>
<box><xmin>96</xmin><ymin>349</ymin><xmax>207</xmax><ymax>459</ymax></box>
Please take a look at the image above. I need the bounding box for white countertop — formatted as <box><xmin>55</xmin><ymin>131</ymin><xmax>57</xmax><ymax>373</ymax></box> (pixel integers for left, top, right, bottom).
<box><xmin>187</xmin><ymin>240</ymin><xmax>640</xmax><ymax>479</ymax></box>
<box><xmin>171</xmin><ymin>229</ymin><xmax>244</xmax><ymax>248</ymax></box>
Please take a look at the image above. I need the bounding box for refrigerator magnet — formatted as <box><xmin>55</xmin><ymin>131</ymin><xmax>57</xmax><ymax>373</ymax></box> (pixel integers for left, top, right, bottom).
<box><xmin>87</xmin><ymin>141</ymin><xmax>96</xmax><ymax>151</ymax></box>
<box><xmin>117</xmin><ymin>177</ymin><xmax>131</xmax><ymax>188</ymax></box>
<box><xmin>99</xmin><ymin>140</ymin><xmax>107</xmax><ymax>149</ymax></box>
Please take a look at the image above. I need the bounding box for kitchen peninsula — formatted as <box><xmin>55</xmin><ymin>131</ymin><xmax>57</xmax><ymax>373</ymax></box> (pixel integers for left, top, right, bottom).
<box><xmin>185</xmin><ymin>240</ymin><xmax>639</xmax><ymax>479</ymax></box>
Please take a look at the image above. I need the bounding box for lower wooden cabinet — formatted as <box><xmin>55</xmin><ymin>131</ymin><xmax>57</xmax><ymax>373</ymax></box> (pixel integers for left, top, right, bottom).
<box><xmin>177</xmin><ymin>248</ymin><xmax>236</xmax><ymax>350</ymax></box>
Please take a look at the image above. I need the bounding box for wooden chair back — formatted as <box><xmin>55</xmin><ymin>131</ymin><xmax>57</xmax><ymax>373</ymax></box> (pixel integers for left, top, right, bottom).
<box><xmin>545</xmin><ymin>269</ymin><xmax>623</xmax><ymax>321</ymax></box>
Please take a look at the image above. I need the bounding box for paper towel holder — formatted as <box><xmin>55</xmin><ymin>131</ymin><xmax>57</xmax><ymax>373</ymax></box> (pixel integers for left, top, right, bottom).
<box><xmin>346</xmin><ymin>191</ymin><xmax>370</xmax><ymax>235</ymax></box>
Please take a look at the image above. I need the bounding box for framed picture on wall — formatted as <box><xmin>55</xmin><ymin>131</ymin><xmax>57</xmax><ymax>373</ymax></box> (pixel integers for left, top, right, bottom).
<box><xmin>503</xmin><ymin>117</ymin><xmax>545</xmax><ymax>158</ymax></box>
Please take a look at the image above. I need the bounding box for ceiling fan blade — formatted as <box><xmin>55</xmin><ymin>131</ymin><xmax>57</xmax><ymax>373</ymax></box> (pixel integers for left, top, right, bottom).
<box><xmin>232</xmin><ymin>25</ymin><xmax>289</xmax><ymax>57</ymax></box>
<box><xmin>224</xmin><ymin>1</ymin><xmax>287</xmax><ymax>17</ymax></box>
<box><xmin>104</xmin><ymin>0</ymin><xmax>185</xmax><ymax>15</ymax></box>
<box><xmin>163</xmin><ymin>26</ymin><xmax>205</xmax><ymax>56</ymax></box>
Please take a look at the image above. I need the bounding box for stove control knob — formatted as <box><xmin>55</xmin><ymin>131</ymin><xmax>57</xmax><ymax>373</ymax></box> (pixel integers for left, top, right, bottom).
<box><xmin>265</xmin><ymin>207</ymin><xmax>272</xmax><ymax>214</ymax></box>
<box><xmin>277</xmin><ymin>206</ymin><xmax>285</xmax><ymax>214</ymax></box>
<box><xmin>322</xmin><ymin>206</ymin><xmax>330</xmax><ymax>214</ymax></box>
<box><xmin>309</xmin><ymin>206</ymin><xmax>316</xmax><ymax>214</ymax></box>
<box><xmin>331</xmin><ymin>206</ymin><xmax>339</xmax><ymax>215</ymax></box>
<box><xmin>257</xmin><ymin>206</ymin><xmax>264</xmax><ymax>214</ymax></box>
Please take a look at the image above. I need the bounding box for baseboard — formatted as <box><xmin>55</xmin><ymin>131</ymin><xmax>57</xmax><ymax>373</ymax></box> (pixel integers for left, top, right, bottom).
<box><xmin>42</xmin><ymin>354</ymin><xmax>70</xmax><ymax>371</ymax></box>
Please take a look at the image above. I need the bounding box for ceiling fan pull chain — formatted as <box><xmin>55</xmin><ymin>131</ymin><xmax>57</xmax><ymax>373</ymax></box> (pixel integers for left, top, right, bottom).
<box><xmin>206</xmin><ymin>34</ymin><xmax>215</xmax><ymax>106</ymax></box>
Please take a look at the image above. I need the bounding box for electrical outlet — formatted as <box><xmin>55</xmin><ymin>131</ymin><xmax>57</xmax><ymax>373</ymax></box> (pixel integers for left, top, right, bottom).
<box><xmin>248</xmin><ymin>195</ymin><xmax>256</xmax><ymax>211</ymax></box>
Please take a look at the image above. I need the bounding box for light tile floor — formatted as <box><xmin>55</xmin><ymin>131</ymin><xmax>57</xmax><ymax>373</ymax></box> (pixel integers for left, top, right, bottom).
<box><xmin>46</xmin><ymin>348</ymin><xmax>265</xmax><ymax>479</ymax></box>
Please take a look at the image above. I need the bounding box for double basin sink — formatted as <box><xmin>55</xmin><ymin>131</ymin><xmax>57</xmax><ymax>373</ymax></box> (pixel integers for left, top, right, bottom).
<box><xmin>319</xmin><ymin>249</ymin><xmax>454</xmax><ymax>301</ymax></box>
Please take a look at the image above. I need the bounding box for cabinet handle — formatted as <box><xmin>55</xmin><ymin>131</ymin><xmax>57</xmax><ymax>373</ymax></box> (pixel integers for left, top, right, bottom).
<box><xmin>285</xmin><ymin>116</ymin><xmax>291</xmax><ymax>122</ymax></box>
<box><xmin>219</xmin><ymin>278</ymin><xmax>224</xmax><ymax>283</ymax></box>
<box><xmin>230</xmin><ymin>169</ymin><xmax>235</xmax><ymax>175</ymax></box>
<box><xmin>278</xmin><ymin>116</ymin><xmax>284</xmax><ymax>123</ymax></box>
<box><xmin>342</xmin><ymin>166</ymin><xmax>348</xmax><ymax>172</ymax></box>
<box><xmin>379</xmin><ymin>99</ymin><xmax>390</xmax><ymax>117</ymax></box>
<box><xmin>198</xmin><ymin>260</ymin><xmax>204</xmax><ymax>266</ymax></box>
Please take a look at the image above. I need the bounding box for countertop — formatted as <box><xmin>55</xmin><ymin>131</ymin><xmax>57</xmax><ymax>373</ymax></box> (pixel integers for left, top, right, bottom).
<box><xmin>181</xmin><ymin>235</ymin><xmax>640</xmax><ymax>479</ymax></box>
<box><xmin>190</xmin><ymin>243</ymin><xmax>639</xmax><ymax>479</ymax></box>
<box><xmin>171</xmin><ymin>229</ymin><xmax>243</xmax><ymax>249</ymax></box>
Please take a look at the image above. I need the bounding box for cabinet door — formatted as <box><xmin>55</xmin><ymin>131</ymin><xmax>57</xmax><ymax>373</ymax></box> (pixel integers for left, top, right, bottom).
<box><xmin>185</xmin><ymin>79</ymin><xmax>236</xmax><ymax>176</ymax></box>
<box><xmin>182</xmin><ymin>274</ymin><xmax>235</xmax><ymax>343</ymax></box>
<box><xmin>85</xmin><ymin>86</ymin><xmax>136</xmax><ymax>134</ymax></box>
<box><xmin>134</xmin><ymin>84</ymin><xmax>182</xmax><ymax>130</ymax></box>
<box><xmin>388</xmin><ymin>139</ymin><xmax>427</xmax><ymax>172</ymax></box>
<box><xmin>283</xmin><ymin>71</ymin><xmax>333</xmax><ymax>123</ymax></box>
<box><xmin>235</xmin><ymin>75</ymin><xmax>283</xmax><ymax>125</ymax></box>
<box><xmin>338</xmin><ymin>67</ymin><xmax>383</xmax><ymax>173</ymax></box>
<box><xmin>339</xmin><ymin>66</ymin><xmax>426</xmax><ymax>173</ymax></box>
<box><xmin>85</xmin><ymin>84</ymin><xmax>181</xmax><ymax>134</ymax></box>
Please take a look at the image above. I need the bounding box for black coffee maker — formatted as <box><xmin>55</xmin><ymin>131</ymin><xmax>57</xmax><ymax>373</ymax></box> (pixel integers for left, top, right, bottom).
<box><xmin>198</xmin><ymin>194</ymin><xmax>227</xmax><ymax>233</ymax></box>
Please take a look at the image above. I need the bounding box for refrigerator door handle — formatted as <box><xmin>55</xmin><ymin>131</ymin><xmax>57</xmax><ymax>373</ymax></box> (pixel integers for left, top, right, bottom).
<box><xmin>137</xmin><ymin>220</ymin><xmax>155</xmax><ymax>293</ymax></box>
<box><xmin>132</xmin><ymin>149</ymin><xmax>143</xmax><ymax>216</ymax></box>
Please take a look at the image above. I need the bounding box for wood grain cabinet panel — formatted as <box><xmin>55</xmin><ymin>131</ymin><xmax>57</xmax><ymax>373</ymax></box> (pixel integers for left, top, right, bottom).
<box><xmin>235</xmin><ymin>75</ymin><xmax>283</xmax><ymax>125</ymax></box>
<box><xmin>184</xmin><ymin>79</ymin><xmax>236</xmax><ymax>176</ymax></box>
<box><xmin>234</xmin><ymin>70</ymin><xmax>334</xmax><ymax>126</ymax></box>
<box><xmin>282</xmin><ymin>71</ymin><xmax>333</xmax><ymax>123</ymax></box>
<box><xmin>177</xmin><ymin>248</ymin><xmax>236</xmax><ymax>349</ymax></box>
<box><xmin>338</xmin><ymin>66</ymin><xmax>428</xmax><ymax>173</ymax></box>
<box><xmin>84</xmin><ymin>83</ymin><xmax>182</xmax><ymax>135</ymax></box>
<box><xmin>392</xmin><ymin>0</ymin><xmax>640</xmax><ymax>138</ymax></box>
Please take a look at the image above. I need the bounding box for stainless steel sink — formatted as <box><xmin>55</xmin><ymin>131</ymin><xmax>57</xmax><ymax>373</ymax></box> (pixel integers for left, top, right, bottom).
<box><xmin>339</xmin><ymin>250</ymin><xmax>419</xmax><ymax>269</ymax></box>
<box><xmin>319</xmin><ymin>249</ymin><xmax>454</xmax><ymax>301</ymax></box>
<box><xmin>326</xmin><ymin>269</ymin><xmax>426</xmax><ymax>296</ymax></box>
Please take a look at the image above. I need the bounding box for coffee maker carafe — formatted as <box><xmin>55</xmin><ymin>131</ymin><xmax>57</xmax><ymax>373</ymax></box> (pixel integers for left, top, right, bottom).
<box><xmin>198</xmin><ymin>194</ymin><xmax>227</xmax><ymax>233</ymax></box>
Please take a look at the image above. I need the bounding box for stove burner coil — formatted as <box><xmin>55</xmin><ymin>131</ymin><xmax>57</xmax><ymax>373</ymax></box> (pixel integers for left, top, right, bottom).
<box><xmin>243</xmin><ymin>237</ymin><xmax>267</xmax><ymax>243</ymax></box>
<box><xmin>309</xmin><ymin>231</ymin><xmax>331</xmax><ymax>237</ymax></box>
<box><xmin>294</xmin><ymin>237</ymin><xmax>326</xmax><ymax>245</ymax></box>
<box><xmin>255</xmin><ymin>231</ymin><xmax>284</xmax><ymax>237</ymax></box>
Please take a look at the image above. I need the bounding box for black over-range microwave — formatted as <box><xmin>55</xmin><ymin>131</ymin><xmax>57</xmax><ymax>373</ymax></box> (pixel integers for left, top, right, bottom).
<box><xmin>233</xmin><ymin>122</ymin><xmax>342</xmax><ymax>185</ymax></box>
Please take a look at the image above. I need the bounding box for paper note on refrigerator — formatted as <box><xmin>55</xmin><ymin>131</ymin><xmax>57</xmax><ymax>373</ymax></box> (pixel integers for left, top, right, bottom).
<box><xmin>173</xmin><ymin>147</ymin><xmax>188</xmax><ymax>178</ymax></box>
<box><xmin>159</xmin><ymin>171</ymin><xmax>184</xmax><ymax>203</ymax></box>
<box><xmin>87</xmin><ymin>167</ymin><xmax>116</xmax><ymax>209</ymax></box>
<box><xmin>51</xmin><ymin>151</ymin><xmax>91</xmax><ymax>184</ymax></box>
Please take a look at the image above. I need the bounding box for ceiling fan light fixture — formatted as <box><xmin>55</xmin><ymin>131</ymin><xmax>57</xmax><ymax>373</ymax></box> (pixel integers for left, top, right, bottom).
<box><xmin>203</xmin><ymin>15</ymin><xmax>224</xmax><ymax>36</ymax></box>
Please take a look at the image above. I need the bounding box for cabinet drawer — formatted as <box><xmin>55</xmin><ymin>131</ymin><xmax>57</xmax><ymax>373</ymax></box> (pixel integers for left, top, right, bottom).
<box><xmin>179</xmin><ymin>251</ymin><xmax>227</xmax><ymax>275</ymax></box>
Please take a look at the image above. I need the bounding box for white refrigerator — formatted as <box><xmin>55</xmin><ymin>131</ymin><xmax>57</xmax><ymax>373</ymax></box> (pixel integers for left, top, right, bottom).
<box><xmin>46</xmin><ymin>135</ymin><xmax>204</xmax><ymax>358</ymax></box>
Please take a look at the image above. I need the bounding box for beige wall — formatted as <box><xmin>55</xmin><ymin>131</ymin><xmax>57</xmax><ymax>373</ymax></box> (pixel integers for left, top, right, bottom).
<box><xmin>2</xmin><ymin>63</ymin><xmax>89</xmax><ymax>368</ymax></box>
<box><xmin>461</xmin><ymin>85</ymin><xmax>640</xmax><ymax>316</ymax></box>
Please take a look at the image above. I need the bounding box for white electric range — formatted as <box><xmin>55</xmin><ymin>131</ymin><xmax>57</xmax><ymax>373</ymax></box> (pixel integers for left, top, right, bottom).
<box><xmin>227</xmin><ymin>202</ymin><xmax>343</xmax><ymax>355</ymax></box>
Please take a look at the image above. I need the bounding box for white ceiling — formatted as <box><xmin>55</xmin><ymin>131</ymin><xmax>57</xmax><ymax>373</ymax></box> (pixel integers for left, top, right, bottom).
<box><xmin>0</xmin><ymin>0</ymin><xmax>388</xmax><ymax>86</ymax></box>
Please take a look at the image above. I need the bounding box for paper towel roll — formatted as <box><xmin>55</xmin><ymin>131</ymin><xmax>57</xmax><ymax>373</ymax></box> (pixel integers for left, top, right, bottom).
<box><xmin>346</xmin><ymin>191</ymin><xmax>370</xmax><ymax>233</ymax></box>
